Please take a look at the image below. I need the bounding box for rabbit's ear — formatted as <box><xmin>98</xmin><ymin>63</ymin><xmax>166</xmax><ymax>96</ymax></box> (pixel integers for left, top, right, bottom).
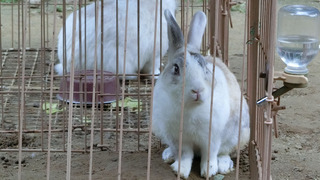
<box><xmin>164</xmin><ymin>9</ymin><xmax>184</xmax><ymax>54</ymax></box>
<box><xmin>187</xmin><ymin>11</ymin><xmax>207</xmax><ymax>52</ymax></box>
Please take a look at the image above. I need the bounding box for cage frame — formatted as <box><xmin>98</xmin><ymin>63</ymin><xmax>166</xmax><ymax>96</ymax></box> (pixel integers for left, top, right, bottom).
<box><xmin>0</xmin><ymin>0</ymin><xmax>279</xmax><ymax>179</ymax></box>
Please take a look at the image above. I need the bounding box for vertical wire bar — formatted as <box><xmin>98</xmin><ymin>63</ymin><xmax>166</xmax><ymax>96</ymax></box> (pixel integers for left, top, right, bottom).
<box><xmin>206</xmin><ymin>0</ymin><xmax>210</xmax><ymax>55</ymax></box>
<box><xmin>18</xmin><ymin>0</ymin><xmax>28</xmax><ymax>179</ymax></box>
<box><xmin>177</xmin><ymin>1</ymin><xmax>189</xmax><ymax>179</ymax></box>
<box><xmin>191</xmin><ymin>0</ymin><xmax>193</xmax><ymax>16</ymax></box>
<box><xmin>201</xmin><ymin>0</ymin><xmax>204</xmax><ymax>52</ymax></box>
<box><xmin>147</xmin><ymin>1</ymin><xmax>159</xmax><ymax>179</ymax></box>
<box><xmin>262</xmin><ymin>1</ymin><xmax>270</xmax><ymax>178</ymax></box>
<box><xmin>224</xmin><ymin>0</ymin><xmax>230</xmax><ymax>65</ymax></box>
<box><xmin>256</xmin><ymin>0</ymin><xmax>261</xmax><ymax>155</ymax></box>
<box><xmin>235</xmin><ymin>2</ymin><xmax>248</xmax><ymax>179</ymax></box>
<box><xmin>263</xmin><ymin>1</ymin><xmax>276</xmax><ymax>179</ymax></box>
<box><xmin>263</xmin><ymin>0</ymin><xmax>268</xmax><ymax>51</ymax></box>
<box><xmin>181</xmin><ymin>0</ymin><xmax>184</xmax><ymax>35</ymax></box>
<box><xmin>28</xmin><ymin>0</ymin><xmax>31</xmax><ymax>48</ymax></box>
<box><xmin>137</xmin><ymin>0</ymin><xmax>141</xmax><ymax>151</ymax></box>
<box><xmin>205</xmin><ymin>0</ymin><xmax>209</xmax><ymax>53</ymax></box>
<box><xmin>159</xmin><ymin>0</ymin><xmax>163</xmax><ymax>72</ymax></box>
<box><xmin>77</xmin><ymin>0</ymin><xmax>83</xmax><ymax>116</ymax></box>
<box><xmin>22</xmin><ymin>0</ymin><xmax>26</xmax><ymax>130</ymax></box>
<box><xmin>46</xmin><ymin>0</ymin><xmax>58</xmax><ymax>178</ymax></box>
<box><xmin>40</xmin><ymin>0</ymin><xmax>45</xmax><ymax>152</ymax></box>
<box><xmin>205</xmin><ymin>1</ymin><xmax>218</xmax><ymax>179</ymax></box>
<box><xmin>46</xmin><ymin>0</ymin><xmax>49</xmax><ymax>48</ymax></box>
<box><xmin>118</xmin><ymin>0</ymin><xmax>130</xmax><ymax>178</ymax></box>
<box><xmin>200</xmin><ymin>0</ymin><xmax>204</xmax><ymax>53</ymax></box>
<box><xmin>247</xmin><ymin>0</ymin><xmax>260</xmax><ymax>178</ymax></box>
<box><xmin>0</xmin><ymin>0</ymin><xmax>2</xmax><ymax>128</ymax></box>
<box><xmin>220</xmin><ymin>0</ymin><xmax>225</xmax><ymax>63</ymax></box>
<box><xmin>78</xmin><ymin>0</ymin><xmax>85</xmax><ymax>151</ymax></box>
<box><xmin>17</xmin><ymin>0</ymin><xmax>21</xmax><ymax>178</ymax></box>
<box><xmin>209</xmin><ymin>0</ymin><xmax>212</xmax><ymax>55</ymax></box>
<box><xmin>115</xmin><ymin>0</ymin><xmax>120</xmax><ymax>152</ymax></box>
<box><xmin>62</xmin><ymin>0</ymin><xmax>67</xmax><ymax>152</ymax></box>
<box><xmin>99</xmin><ymin>0</ymin><xmax>104</xmax><ymax>150</ymax></box>
<box><xmin>260</xmin><ymin>0</ymin><xmax>265</xmax><ymax>158</ymax></box>
<box><xmin>263</xmin><ymin>0</ymin><xmax>267</xmax><ymax>157</ymax></box>
<box><xmin>209</xmin><ymin>0</ymin><xmax>216</xmax><ymax>56</ymax></box>
<box><xmin>66</xmin><ymin>0</ymin><xmax>79</xmax><ymax>178</ymax></box>
<box><xmin>202</xmin><ymin>0</ymin><xmax>206</xmax><ymax>54</ymax></box>
<box><xmin>84</xmin><ymin>0</ymin><xmax>89</xmax><ymax>152</ymax></box>
<box><xmin>261</xmin><ymin>0</ymin><xmax>266</xmax><ymax>175</ymax></box>
<box><xmin>89</xmin><ymin>1</ymin><xmax>99</xmax><ymax>179</ymax></box>
<box><xmin>11</xmin><ymin>1</ymin><xmax>14</xmax><ymax>47</ymax></box>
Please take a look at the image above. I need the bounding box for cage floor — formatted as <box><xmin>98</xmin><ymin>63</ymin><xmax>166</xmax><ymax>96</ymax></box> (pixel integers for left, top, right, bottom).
<box><xmin>0</xmin><ymin>49</ymin><xmax>155</xmax><ymax>152</ymax></box>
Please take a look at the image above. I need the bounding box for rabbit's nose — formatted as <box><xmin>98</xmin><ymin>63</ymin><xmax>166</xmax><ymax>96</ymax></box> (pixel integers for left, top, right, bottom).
<box><xmin>191</xmin><ymin>88</ymin><xmax>204</xmax><ymax>101</ymax></box>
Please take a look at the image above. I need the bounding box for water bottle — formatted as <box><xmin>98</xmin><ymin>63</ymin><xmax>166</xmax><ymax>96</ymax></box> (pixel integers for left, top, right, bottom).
<box><xmin>277</xmin><ymin>5</ymin><xmax>320</xmax><ymax>75</ymax></box>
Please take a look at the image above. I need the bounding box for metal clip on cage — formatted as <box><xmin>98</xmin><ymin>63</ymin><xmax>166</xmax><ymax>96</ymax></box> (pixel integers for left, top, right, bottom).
<box><xmin>257</xmin><ymin>72</ymin><xmax>309</xmax><ymax>106</ymax></box>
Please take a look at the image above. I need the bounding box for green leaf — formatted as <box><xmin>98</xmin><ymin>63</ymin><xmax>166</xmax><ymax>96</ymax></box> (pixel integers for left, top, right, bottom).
<box><xmin>42</xmin><ymin>102</ymin><xmax>65</xmax><ymax>114</ymax></box>
<box><xmin>83</xmin><ymin>116</ymin><xmax>92</xmax><ymax>124</ymax></box>
<box><xmin>231</xmin><ymin>3</ymin><xmax>246</xmax><ymax>13</ymax></box>
<box><xmin>1</xmin><ymin>0</ymin><xmax>17</xmax><ymax>3</ymax></box>
<box><xmin>56</xmin><ymin>6</ymin><xmax>63</xmax><ymax>12</ymax></box>
<box><xmin>111</xmin><ymin>97</ymin><xmax>142</xmax><ymax>112</ymax></box>
<box><xmin>214</xmin><ymin>174</ymin><xmax>225</xmax><ymax>180</ymax></box>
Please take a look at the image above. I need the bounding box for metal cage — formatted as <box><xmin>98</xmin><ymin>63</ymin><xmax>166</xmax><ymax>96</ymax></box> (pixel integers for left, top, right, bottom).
<box><xmin>0</xmin><ymin>0</ymin><xmax>279</xmax><ymax>179</ymax></box>
<box><xmin>247</xmin><ymin>0</ymin><xmax>277</xmax><ymax>179</ymax></box>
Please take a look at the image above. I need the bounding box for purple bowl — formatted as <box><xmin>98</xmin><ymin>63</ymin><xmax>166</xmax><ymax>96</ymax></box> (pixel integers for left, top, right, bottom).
<box><xmin>57</xmin><ymin>70</ymin><xmax>119</xmax><ymax>104</ymax></box>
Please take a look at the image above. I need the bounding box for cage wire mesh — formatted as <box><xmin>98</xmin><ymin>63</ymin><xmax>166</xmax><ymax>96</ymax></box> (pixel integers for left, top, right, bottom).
<box><xmin>247</xmin><ymin>0</ymin><xmax>277</xmax><ymax>180</ymax></box>
<box><xmin>0</xmin><ymin>0</ymin><xmax>277</xmax><ymax>179</ymax></box>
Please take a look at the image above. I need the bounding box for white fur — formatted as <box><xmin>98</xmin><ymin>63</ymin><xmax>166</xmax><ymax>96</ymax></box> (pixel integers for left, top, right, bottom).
<box><xmin>56</xmin><ymin>0</ymin><xmax>176</xmax><ymax>78</ymax></box>
<box><xmin>152</xmin><ymin>10</ymin><xmax>250</xmax><ymax>178</ymax></box>
<box><xmin>218</xmin><ymin>155</ymin><xmax>234</xmax><ymax>174</ymax></box>
<box><xmin>162</xmin><ymin>147</ymin><xmax>175</xmax><ymax>164</ymax></box>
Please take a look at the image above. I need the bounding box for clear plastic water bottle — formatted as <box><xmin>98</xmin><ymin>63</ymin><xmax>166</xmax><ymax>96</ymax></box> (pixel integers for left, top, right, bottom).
<box><xmin>277</xmin><ymin>5</ymin><xmax>320</xmax><ymax>74</ymax></box>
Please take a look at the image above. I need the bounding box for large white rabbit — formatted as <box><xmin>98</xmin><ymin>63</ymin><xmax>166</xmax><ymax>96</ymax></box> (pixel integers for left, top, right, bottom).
<box><xmin>152</xmin><ymin>10</ymin><xmax>250</xmax><ymax>178</ymax></box>
<box><xmin>56</xmin><ymin>0</ymin><xmax>176</xmax><ymax>78</ymax></box>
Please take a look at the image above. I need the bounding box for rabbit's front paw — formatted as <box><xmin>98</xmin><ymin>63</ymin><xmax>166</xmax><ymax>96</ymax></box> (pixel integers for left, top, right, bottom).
<box><xmin>200</xmin><ymin>158</ymin><xmax>218</xmax><ymax>178</ymax></box>
<box><xmin>162</xmin><ymin>147</ymin><xmax>175</xmax><ymax>164</ymax></box>
<box><xmin>218</xmin><ymin>155</ymin><xmax>234</xmax><ymax>174</ymax></box>
<box><xmin>171</xmin><ymin>159</ymin><xmax>192</xmax><ymax>179</ymax></box>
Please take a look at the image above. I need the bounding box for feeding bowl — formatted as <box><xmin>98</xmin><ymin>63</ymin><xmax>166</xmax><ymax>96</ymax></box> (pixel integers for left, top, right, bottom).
<box><xmin>57</xmin><ymin>70</ymin><xmax>119</xmax><ymax>104</ymax></box>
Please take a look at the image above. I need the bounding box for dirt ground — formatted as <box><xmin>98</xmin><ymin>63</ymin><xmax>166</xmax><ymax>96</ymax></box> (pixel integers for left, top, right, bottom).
<box><xmin>1</xmin><ymin>0</ymin><xmax>320</xmax><ymax>179</ymax></box>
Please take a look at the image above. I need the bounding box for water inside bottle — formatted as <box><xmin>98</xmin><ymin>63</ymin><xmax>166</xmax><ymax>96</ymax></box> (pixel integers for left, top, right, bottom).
<box><xmin>277</xmin><ymin>35</ymin><xmax>319</xmax><ymax>74</ymax></box>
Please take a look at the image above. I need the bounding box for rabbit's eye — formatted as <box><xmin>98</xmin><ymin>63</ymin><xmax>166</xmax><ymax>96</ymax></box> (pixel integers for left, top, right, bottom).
<box><xmin>173</xmin><ymin>64</ymin><xmax>180</xmax><ymax>75</ymax></box>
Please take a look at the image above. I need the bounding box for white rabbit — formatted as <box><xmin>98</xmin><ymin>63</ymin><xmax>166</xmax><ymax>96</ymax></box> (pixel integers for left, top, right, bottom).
<box><xmin>56</xmin><ymin>0</ymin><xmax>176</xmax><ymax>79</ymax></box>
<box><xmin>152</xmin><ymin>10</ymin><xmax>250</xmax><ymax>178</ymax></box>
